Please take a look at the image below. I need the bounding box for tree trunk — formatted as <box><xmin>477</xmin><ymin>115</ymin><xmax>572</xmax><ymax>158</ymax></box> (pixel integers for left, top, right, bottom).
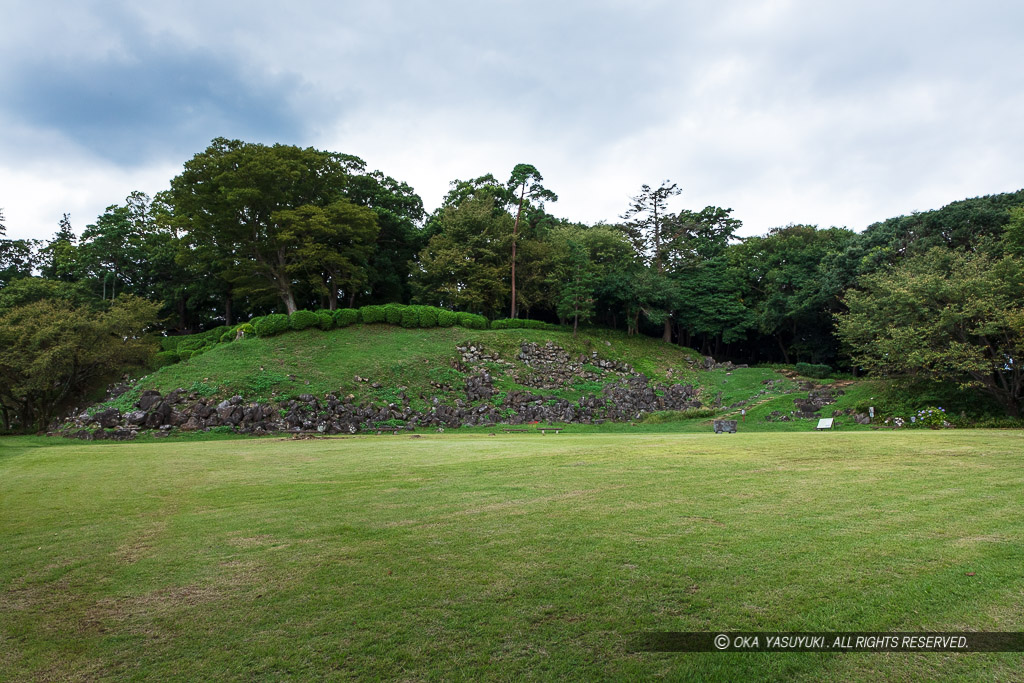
<box><xmin>281</xmin><ymin>289</ymin><xmax>297</xmax><ymax>315</ymax></box>
<box><xmin>329</xmin><ymin>281</ymin><xmax>339</xmax><ymax>311</ymax></box>
<box><xmin>776</xmin><ymin>335</ymin><xmax>790</xmax><ymax>364</ymax></box>
<box><xmin>663</xmin><ymin>317</ymin><xmax>672</xmax><ymax>343</ymax></box>
<box><xmin>510</xmin><ymin>188</ymin><xmax>526</xmax><ymax>319</ymax></box>
<box><xmin>224</xmin><ymin>295</ymin><xmax>233</xmax><ymax>327</ymax></box>
<box><xmin>573</xmin><ymin>312</ymin><xmax>579</xmax><ymax>336</ymax></box>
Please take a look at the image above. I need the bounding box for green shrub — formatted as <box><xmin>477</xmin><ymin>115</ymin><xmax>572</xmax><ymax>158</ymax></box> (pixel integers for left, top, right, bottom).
<box><xmin>289</xmin><ymin>310</ymin><xmax>318</xmax><ymax>330</ymax></box>
<box><xmin>237</xmin><ymin>323</ymin><xmax>254</xmax><ymax>337</ymax></box>
<box><xmin>456</xmin><ymin>312</ymin><xmax>488</xmax><ymax>330</ymax></box>
<box><xmin>220</xmin><ymin>331</ymin><xmax>235</xmax><ymax>343</ymax></box>
<box><xmin>248</xmin><ymin>316</ymin><xmax>265</xmax><ymax>331</ymax></box>
<box><xmin>255</xmin><ymin>314</ymin><xmax>289</xmax><ymax>337</ymax></box>
<box><xmin>915</xmin><ymin>406</ymin><xmax>950</xmax><ymax>428</ymax></box>
<box><xmin>334</xmin><ymin>308</ymin><xmax>360</xmax><ymax>327</ymax></box>
<box><xmin>384</xmin><ymin>303</ymin><xmax>406</xmax><ymax>325</ymax></box>
<box><xmin>437</xmin><ymin>309</ymin><xmax>458</xmax><ymax>327</ymax></box>
<box><xmin>795</xmin><ymin>362</ymin><xmax>832</xmax><ymax>379</ymax></box>
<box><xmin>203</xmin><ymin>325</ymin><xmax>231</xmax><ymax>341</ymax></box>
<box><xmin>400</xmin><ymin>307</ymin><xmax>420</xmax><ymax>328</ymax></box>
<box><xmin>151</xmin><ymin>350</ymin><xmax>179</xmax><ymax>368</ymax></box>
<box><xmin>315</xmin><ymin>309</ymin><xmax>335</xmax><ymax>330</ymax></box>
<box><xmin>360</xmin><ymin>305</ymin><xmax>386</xmax><ymax>324</ymax></box>
<box><xmin>418</xmin><ymin>306</ymin><xmax>439</xmax><ymax>328</ymax></box>
<box><xmin>177</xmin><ymin>336</ymin><xmax>206</xmax><ymax>352</ymax></box>
<box><xmin>159</xmin><ymin>336</ymin><xmax>181</xmax><ymax>352</ymax></box>
<box><xmin>491</xmin><ymin>318</ymin><xmax>557</xmax><ymax>330</ymax></box>
<box><xmin>177</xmin><ymin>350</ymin><xmax>195</xmax><ymax>361</ymax></box>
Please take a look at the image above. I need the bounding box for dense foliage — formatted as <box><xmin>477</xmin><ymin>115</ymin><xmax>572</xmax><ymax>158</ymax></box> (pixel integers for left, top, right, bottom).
<box><xmin>2</xmin><ymin>138</ymin><xmax>1023</xmax><ymax>429</ymax></box>
<box><xmin>0</xmin><ymin>295</ymin><xmax>159</xmax><ymax>431</ymax></box>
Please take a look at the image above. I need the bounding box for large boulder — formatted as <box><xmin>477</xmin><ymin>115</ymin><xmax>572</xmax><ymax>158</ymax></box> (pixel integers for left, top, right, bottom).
<box><xmin>93</xmin><ymin>408</ymin><xmax>121</xmax><ymax>428</ymax></box>
<box><xmin>137</xmin><ymin>391</ymin><xmax>163</xmax><ymax>412</ymax></box>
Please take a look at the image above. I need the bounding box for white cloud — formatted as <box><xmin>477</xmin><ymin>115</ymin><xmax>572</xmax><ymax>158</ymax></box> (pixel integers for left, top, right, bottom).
<box><xmin>2</xmin><ymin>0</ymin><xmax>1022</xmax><ymax>241</ymax></box>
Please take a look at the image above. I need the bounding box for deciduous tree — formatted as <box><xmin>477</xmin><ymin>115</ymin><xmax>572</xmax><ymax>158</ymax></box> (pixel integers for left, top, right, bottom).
<box><xmin>836</xmin><ymin>248</ymin><xmax>1024</xmax><ymax>416</ymax></box>
<box><xmin>0</xmin><ymin>295</ymin><xmax>159</xmax><ymax>432</ymax></box>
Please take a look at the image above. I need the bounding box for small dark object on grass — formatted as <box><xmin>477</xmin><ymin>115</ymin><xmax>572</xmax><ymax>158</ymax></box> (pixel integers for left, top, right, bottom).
<box><xmin>713</xmin><ymin>419</ymin><xmax>738</xmax><ymax>434</ymax></box>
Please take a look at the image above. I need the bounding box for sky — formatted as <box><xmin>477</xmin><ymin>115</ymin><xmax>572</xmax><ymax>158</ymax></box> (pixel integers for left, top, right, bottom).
<box><xmin>2</xmin><ymin>0</ymin><xmax>1023</xmax><ymax>241</ymax></box>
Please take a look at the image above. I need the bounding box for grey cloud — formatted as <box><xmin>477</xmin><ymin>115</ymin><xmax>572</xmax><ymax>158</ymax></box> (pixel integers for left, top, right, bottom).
<box><xmin>2</xmin><ymin>24</ymin><xmax>313</xmax><ymax>164</ymax></box>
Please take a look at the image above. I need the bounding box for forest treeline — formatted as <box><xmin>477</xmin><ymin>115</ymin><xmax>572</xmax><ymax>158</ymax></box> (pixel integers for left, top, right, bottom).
<box><xmin>2</xmin><ymin>138</ymin><xmax>1024</xmax><ymax>428</ymax></box>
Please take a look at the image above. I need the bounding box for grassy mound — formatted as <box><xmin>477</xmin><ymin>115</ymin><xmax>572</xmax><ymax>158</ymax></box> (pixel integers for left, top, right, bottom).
<box><xmin>94</xmin><ymin>325</ymin><xmax>883</xmax><ymax>431</ymax></box>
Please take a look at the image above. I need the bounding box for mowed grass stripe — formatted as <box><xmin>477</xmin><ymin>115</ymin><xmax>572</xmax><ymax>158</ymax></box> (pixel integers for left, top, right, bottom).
<box><xmin>1</xmin><ymin>431</ymin><xmax>1022</xmax><ymax>680</ymax></box>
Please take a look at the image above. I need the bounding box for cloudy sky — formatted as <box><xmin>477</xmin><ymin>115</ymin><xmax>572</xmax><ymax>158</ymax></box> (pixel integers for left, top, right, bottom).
<box><xmin>2</xmin><ymin>0</ymin><xmax>1022</xmax><ymax>240</ymax></box>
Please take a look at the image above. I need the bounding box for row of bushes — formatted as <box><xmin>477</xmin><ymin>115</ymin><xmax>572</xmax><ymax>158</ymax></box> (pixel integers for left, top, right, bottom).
<box><xmin>490</xmin><ymin>318</ymin><xmax>561</xmax><ymax>331</ymax></box>
<box><xmin>250</xmin><ymin>304</ymin><xmax>490</xmax><ymax>337</ymax></box>
<box><xmin>153</xmin><ymin>322</ymin><xmax>257</xmax><ymax>367</ymax></box>
<box><xmin>154</xmin><ymin>305</ymin><xmax>554</xmax><ymax>367</ymax></box>
<box><xmin>794</xmin><ymin>362</ymin><xmax>832</xmax><ymax>379</ymax></box>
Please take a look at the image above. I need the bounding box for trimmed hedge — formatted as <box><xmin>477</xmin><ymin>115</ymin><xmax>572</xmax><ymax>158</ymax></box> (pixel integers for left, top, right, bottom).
<box><xmin>255</xmin><ymin>314</ymin><xmax>289</xmax><ymax>337</ymax></box>
<box><xmin>456</xmin><ymin>312</ymin><xmax>489</xmax><ymax>330</ymax></box>
<box><xmin>334</xmin><ymin>308</ymin><xmax>360</xmax><ymax>327</ymax></box>
<box><xmin>490</xmin><ymin>318</ymin><xmax>559</xmax><ymax>330</ymax></box>
<box><xmin>418</xmin><ymin>306</ymin><xmax>439</xmax><ymax>328</ymax></box>
<box><xmin>197</xmin><ymin>305</ymin><xmax>494</xmax><ymax>339</ymax></box>
<box><xmin>315</xmin><ymin>309</ymin><xmax>335</xmax><ymax>331</ymax></box>
<box><xmin>360</xmin><ymin>305</ymin><xmax>386</xmax><ymax>324</ymax></box>
<box><xmin>795</xmin><ymin>362</ymin><xmax>832</xmax><ymax>379</ymax></box>
<box><xmin>384</xmin><ymin>303</ymin><xmax>406</xmax><ymax>325</ymax></box>
<box><xmin>176</xmin><ymin>336</ymin><xmax>207</xmax><ymax>353</ymax></box>
<box><xmin>289</xmin><ymin>310</ymin><xmax>318</xmax><ymax>331</ymax></box>
<box><xmin>400</xmin><ymin>307</ymin><xmax>419</xmax><ymax>328</ymax></box>
<box><xmin>151</xmin><ymin>350</ymin><xmax>179</xmax><ymax>369</ymax></box>
<box><xmin>159</xmin><ymin>336</ymin><xmax>180</xmax><ymax>352</ymax></box>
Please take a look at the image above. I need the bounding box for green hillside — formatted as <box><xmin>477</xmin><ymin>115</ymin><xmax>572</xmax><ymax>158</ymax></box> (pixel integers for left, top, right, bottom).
<box><xmin>66</xmin><ymin>324</ymin><xmax>888</xmax><ymax>435</ymax></box>
<box><xmin>140</xmin><ymin>324</ymin><xmax>704</xmax><ymax>406</ymax></box>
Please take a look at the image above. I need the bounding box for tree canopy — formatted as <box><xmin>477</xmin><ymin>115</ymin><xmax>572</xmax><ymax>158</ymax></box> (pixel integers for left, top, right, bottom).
<box><xmin>3</xmin><ymin>135</ymin><xmax>1024</xmax><ymax>430</ymax></box>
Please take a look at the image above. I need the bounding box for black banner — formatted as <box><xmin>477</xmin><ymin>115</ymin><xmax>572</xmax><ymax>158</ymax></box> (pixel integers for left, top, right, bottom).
<box><xmin>634</xmin><ymin>632</ymin><xmax>1024</xmax><ymax>652</ymax></box>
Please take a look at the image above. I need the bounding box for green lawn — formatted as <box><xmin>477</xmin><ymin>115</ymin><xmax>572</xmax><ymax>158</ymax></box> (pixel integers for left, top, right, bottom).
<box><xmin>2</xmin><ymin>431</ymin><xmax>1022</xmax><ymax>680</ymax></box>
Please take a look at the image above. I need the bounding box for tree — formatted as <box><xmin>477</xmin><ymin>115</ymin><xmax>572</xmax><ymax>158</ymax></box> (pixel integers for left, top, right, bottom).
<box><xmin>1005</xmin><ymin>206</ymin><xmax>1024</xmax><ymax>256</ymax></box>
<box><xmin>551</xmin><ymin>240</ymin><xmax>596</xmax><ymax>335</ymax></box>
<box><xmin>170</xmin><ymin>138</ymin><xmax>366</xmax><ymax>314</ymax></box>
<box><xmin>277</xmin><ymin>199</ymin><xmax>380</xmax><ymax>309</ymax></box>
<box><xmin>0</xmin><ymin>277</ymin><xmax>95</xmax><ymax>315</ymax></box>
<box><xmin>621</xmin><ymin>181</ymin><xmax>682</xmax><ymax>342</ymax></box>
<box><xmin>836</xmin><ymin>248</ymin><xmax>1024</xmax><ymax>416</ymax></box>
<box><xmin>412</xmin><ymin>195</ymin><xmax>511</xmax><ymax>316</ymax></box>
<box><xmin>38</xmin><ymin>214</ymin><xmax>80</xmax><ymax>282</ymax></box>
<box><xmin>345</xmin><ymin>171</ymin><xmax>426</xmax><ymax>306</ymax></box>
<box><xmin>507</xmin><ymin>164</ymin><xmax>557</xmax><ymax>318</ymax></box>
<box><xmin>0</xmin><ymin>295</ymin><xmax>159</xmax><ymax>432</ymax></box>
<box><xmin>0</xmin><ymin>238</ymin><xmax>40</xmax><ymax>289</ymax></box>
<box><xmin>735</xmin><ymin>225</ymin><xmax>857</xmax><ymax>363</ymax></box>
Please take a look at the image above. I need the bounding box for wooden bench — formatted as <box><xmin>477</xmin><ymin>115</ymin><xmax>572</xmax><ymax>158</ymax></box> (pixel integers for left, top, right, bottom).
<box><xmin>538</xmin><ymin>428</ymin><xmax>563</xmax><ymax>435</ymax></box>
